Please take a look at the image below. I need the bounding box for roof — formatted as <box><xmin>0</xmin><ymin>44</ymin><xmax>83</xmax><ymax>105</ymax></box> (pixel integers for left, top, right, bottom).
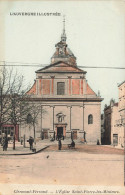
<box><xmin>36</xmin><ymin>61</ymin><xmax>86</xmax><ymax>74</ymax></box>
<box><xmin>87</xmin><ymin>83</ymin><xmax>96</xmax><ymax>95</ymax></box>
<box><xmin>27</xmin><ymin>81</ymin><xmax>36</xmax><ymax>95</ymax></box>
<box><xmin>52</xmin><ymin>46</ymin><xmax>76</xmax><ymax>58</ymax></box>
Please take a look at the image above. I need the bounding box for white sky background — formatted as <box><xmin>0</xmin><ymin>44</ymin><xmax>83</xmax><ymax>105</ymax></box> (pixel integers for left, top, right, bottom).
<box><xmin>0</xmin><ymin>0</ymin><xmax>125</xmax><ymax>113</ymax></box>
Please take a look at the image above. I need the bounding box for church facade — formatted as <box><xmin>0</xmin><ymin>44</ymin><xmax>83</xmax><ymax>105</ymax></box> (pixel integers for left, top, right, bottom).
<box><xmin>22</xmin><ymin>21</ymin><xmax>103</xmax><ymax>144</ymax></box>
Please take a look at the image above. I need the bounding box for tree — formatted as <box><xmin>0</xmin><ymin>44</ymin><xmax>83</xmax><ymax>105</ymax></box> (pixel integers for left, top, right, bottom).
<box><xmin>26</xmin><ymin>102</ymin><xmax>46</xmax><ymax>143</ymax></box>
<box><xmin>0</xmin><ymin>66</ymin><xmax>46</xmax><ymax>150</ymax></box>
<box><xmin>0</xmin><ymin>66</ymin><xmax>31</xmax><ymax>150</ymax></box>
<box><xmin>8</xmin><ymin>75</ymin><xmax>31</xmax><ymax>149</ymax></box>
<box><xmin>0</xmin><ymin>67</ymin><xmax>14</xmax><ymax>132</ymax></box>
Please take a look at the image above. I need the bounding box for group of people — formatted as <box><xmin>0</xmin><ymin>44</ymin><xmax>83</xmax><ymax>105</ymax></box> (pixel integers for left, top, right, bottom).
<box><xmin>58</xmin><ymin>138</ymin><xmax>75</xmax><ymax>150</ymax></box>
<box><xmin>1</xmin><ymin>135</ymin><xmax>34</xmax><ymax>151</ymax></box>
<box><xmin>0</xmin><ymin>134</ymin><xmax>75</xmax><ymax>152</ymax></box>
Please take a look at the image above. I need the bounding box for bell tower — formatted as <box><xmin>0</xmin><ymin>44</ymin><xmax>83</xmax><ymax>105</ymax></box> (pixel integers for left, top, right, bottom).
<box><xmin>51</xmin><ymin>16</ymin><xmax>77</xmax><ymax>66</ymax></box>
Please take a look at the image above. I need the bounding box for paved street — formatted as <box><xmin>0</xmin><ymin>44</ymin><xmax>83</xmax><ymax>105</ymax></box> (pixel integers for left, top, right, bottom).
<box><xmin>45</xmin><ymin>143</ymin><xmax>124</xmax><ymax>155</ymax></box>
<box><xmin>0</xmin><ymin>144</ymin><xmax>124</xmax><ymax>186</ymax></box>
<box><xmin>0</xmin><ymin>140</ymin><xmax>54</xmax><ymax>155</ymax></box>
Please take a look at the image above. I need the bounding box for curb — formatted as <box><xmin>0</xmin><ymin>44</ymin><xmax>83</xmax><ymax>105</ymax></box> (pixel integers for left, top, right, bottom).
<box><xmin>0</xmin><ymin>146</ymin><xmax>49</xmax><ymax>156</ymax></box>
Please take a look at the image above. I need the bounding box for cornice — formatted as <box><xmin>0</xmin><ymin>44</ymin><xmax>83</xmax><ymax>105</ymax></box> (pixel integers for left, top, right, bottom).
<box><xmin>26</xmin><ymin>97</ymin><xmax>103</xmax><ymax>102</ymax></box>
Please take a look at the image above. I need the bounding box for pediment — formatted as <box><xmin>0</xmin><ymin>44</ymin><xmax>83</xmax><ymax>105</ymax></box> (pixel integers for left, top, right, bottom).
<box><xmin>36</xmin><ymin>61</ymin><xmax>86</xmax><ymax>73</ymax></box>
<box><xmin>56</xmin><ymin>112</ymin><xmax>66</xmax><ymax>117</ymax></box>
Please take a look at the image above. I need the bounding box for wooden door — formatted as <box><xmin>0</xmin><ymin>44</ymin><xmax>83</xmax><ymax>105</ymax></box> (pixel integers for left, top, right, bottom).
<box><xmin>57</xmin><ymin>127</ymin><xmax>63</xmax><ymax>139</ymax></box>
<box><xmin>43</xmin><ymin>130</ymin><xmax>48</xmax><ymax>139</ymax></box>
<box><xmin>73</xmin><ymin>130</ymin><xmax>77</xmax><ymax>140</ymax></box>
<box><xmin>113</xmin><ymin>134</ymin><xmax>118</xmax><ymax>146</ymax></box>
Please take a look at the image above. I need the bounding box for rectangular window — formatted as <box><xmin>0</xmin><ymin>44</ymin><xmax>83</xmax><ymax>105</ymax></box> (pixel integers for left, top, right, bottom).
<box><xmin>57</xmin><ymin>82</ymin><xmax>65</xmax><ymax>95</ymax></box>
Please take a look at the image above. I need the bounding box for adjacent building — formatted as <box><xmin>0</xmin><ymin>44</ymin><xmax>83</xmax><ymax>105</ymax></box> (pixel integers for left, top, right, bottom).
<box><xmin>103</xmin><ymin>103</ymin><xmax>112</xmax><ymax>145</ymax></box>
<box><xmin>101</xmin><ymin>114</ymin><xmax>105</xmax><ymax>144</ymax></box>
<box><xmin>116</xmin><ymin>81</ymin><xmax>125</xmax><ymax>147</ymax></box>
<box><xmin>103</xmin><ymin>81</ymin><xmax>125</xmax><ymax>147</ymax></box>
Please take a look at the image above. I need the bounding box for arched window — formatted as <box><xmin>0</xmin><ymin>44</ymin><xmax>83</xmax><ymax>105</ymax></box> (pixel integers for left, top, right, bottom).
<box><xmin>88</xmin><ymin>114</ymin><xmax>93</xmax><ymax>124</ymax></box>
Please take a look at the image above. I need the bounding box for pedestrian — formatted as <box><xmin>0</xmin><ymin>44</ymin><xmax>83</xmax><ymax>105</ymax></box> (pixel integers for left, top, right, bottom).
<box><xmin>58</xmin><ymin>138</ymin><xmax>62</xmax><ymax>150</ymax></box>
<box><xmin>2</xmin><ymin>137</ymin><xmax>5</xmax><ymax>151</ymax></box>
<box><xmin>2</xmin><ymin>137</ymin><xmax>8</xmax><ymax>151</ymax></box>
<box><xmin>21</xmin><ymin>137</ymin><xmax>23</xmax><ymax>145</ymax></box>
<box><xmin>53</xmin><ymin>131</ymin><xmax>55</xmax><ymax>140</ymax></box>
<box><xmin>71</xmin><ymin>139</ymin><xmax>75</xmax><ymax>148</ymax></box>
<box><xmin>29</xmin><ymin>136</ymin><xmax>34</xmax><ymax>150</ymax></box>
<box><xmin>5</xmin><ymin>136</ymin><xmax>8</xmax><ymax>151</ymax></box>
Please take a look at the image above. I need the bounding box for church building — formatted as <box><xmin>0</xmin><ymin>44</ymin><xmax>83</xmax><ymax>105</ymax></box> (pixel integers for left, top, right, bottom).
<box><xmin>25</xmin><ymin>19</ymin><xmax>103</xmax><ymax>144</ymax></box>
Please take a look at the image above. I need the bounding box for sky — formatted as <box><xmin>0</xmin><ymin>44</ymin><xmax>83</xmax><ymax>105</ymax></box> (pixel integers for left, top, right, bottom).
<box><xmin>0</xmin><ymin>0</ymin><xmax>125</xmax><ymax>112</ymax></box>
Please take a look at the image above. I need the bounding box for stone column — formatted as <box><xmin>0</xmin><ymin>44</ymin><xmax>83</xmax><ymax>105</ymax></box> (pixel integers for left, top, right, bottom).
<box><xmin>39</xmin><ymin>79</ymin><xmax>42</xmax><ymax>95</ymax></box>
<box><xmin>70</xmin><ymin>106</ymin><xmax>72</xmax><ymax>139</ymax></box>
<box><xmin>53</xmin><ymin>106</ymin><xmax>55</xmax><ymax>132</ymax></box>
<box><xmin>83</xmin><ymin>103</ymin><xmax>84</xmax><ymax>132</ymax></box>
<box><xmin>51</xmin><ymin>76</ymin><xmax>55</xmax><ymax>95</ymax></box>
<box><xmin>84</xmin><ymin>79</ymin><xmax>87</xmax><ymax>97</ymax></box>
<box><xmin>41</xmin><ymin>106</ymin><xmax>43</xmax><ymax>139</ymax></box>
<box><xmin>83</xmin><ymin>103</ymin><xmax>86</xmax><ymax>141</ymax></box>
<box><xmin>36</xmin><ymin>79</ymin><xmax>39</xmax><ymax>95</ymax></box>
<box><xmin>68</xmin><ymin>76</ymin><xmax>72</xmax><ymax>95</ymax></box>
<box><xmin>80</xmin><ymin>76</ymin><xmax>84</xmax><ymax>95</ymax></box>
<box><xmin>70</xmin><ymin>106</ymin><xmax>72</xmax><ymax>131</ymax></box>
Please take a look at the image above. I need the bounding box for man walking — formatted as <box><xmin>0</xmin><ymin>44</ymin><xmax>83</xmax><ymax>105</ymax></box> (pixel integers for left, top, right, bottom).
<box><xmin>58</xmin><ymin>138</ymin><xmax>62</xmax><ymax>150</ymax></box>
<box><xmin>2</xmin><ymin>136</ymin><xmax>8</xmax><ymax>151</ymax></box>
<box><xmin>29</xmin><ymin>136</ymin><xmax>34</xmax><ymax>150</ymax></box>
